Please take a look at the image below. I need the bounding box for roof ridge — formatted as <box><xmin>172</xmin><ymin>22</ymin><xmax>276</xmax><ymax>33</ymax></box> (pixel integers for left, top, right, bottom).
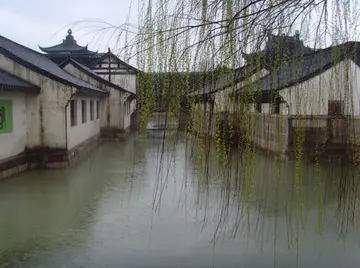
<box><xmin>0</xmin><ymin>35</ymin><xmax>106</xmax><ymax>95</ymax></box>
<box><xmin>0</xmin><ymin>35</ymin><xmax>47</xmax><ymax>57</ymax></box>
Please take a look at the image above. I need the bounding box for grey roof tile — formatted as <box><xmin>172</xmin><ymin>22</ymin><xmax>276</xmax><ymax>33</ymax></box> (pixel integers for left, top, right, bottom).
<box><xmin>0</xmin><ymin>35</ymin><xmax>106</xmax><ymax>95</ymax></box>
<box><xmin>238</xmin><ymin>41</ymin><xmax>360</xmax><ymax>94</ymax></box>
<box><xmin>0</xmin><ymin>69</ymin><xmax>40</xmax><ymax>92</ymax></box>
<box><xmin>190</xmin><ymin>65</ymin><xmax>257</xmax><ymax>97</ymax></box>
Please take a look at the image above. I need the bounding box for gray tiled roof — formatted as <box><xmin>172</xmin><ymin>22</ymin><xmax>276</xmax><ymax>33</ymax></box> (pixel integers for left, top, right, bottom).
<box><xmin>0</xmin><ymin>69</ymin><xmax>40</xmax><ymax>92</ymax></box>
<box><xmin>0</xmin><ymin>35</ymin><xmax>106</xmax><ymax>95</ymax></box>
<box><xmin>190</xmin><ymin>65</ymin><xmax>257</xmax><ymax>97</ymax></box>
<box><xmin>39</xmin><ymin>29</ymin><xmax>97</xmax><ymax>54</ymax></box>
<box><xmin>238</xmin><ymin>41</ymin><xmax>360</xmax><ymax>94</ymax></box>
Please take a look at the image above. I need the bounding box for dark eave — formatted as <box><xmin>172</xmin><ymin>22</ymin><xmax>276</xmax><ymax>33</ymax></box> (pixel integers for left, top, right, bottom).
<box><xmin>59</xmin><ymin>57</ymin><xmax>135</xmax><ymax>97</ymax></box>
<box><xmin>0</xmin><ymin>69</ymin><xmax>40</xmax><ymax>93</ymax></box>
<box><xmin>44</xmin><ymin>53</ymin><xmax>101</xmax><ymax>66</ymax></box>
<box><xmin>38</xmin><ymin>44</ymin><xmax>97</xmax><ymax>54</ymax></box>
<box><xmin>189</xmin><ymin>65</ymin><xmax>259</xmax><ymax>98</ymax></box>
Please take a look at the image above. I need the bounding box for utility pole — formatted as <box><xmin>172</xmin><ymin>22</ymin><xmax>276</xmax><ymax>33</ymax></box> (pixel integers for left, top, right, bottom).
<box><xmin>108</xmin><ymin>47</ymin><xmax>111</xmax><ymax>82</ymax></box>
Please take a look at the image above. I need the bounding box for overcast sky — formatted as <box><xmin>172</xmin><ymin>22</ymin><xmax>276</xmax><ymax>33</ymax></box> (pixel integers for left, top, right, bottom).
<box><xmin>0</xmin><ymin>0</ymin><xmax>137</xmax><ymax>54</ymax></box>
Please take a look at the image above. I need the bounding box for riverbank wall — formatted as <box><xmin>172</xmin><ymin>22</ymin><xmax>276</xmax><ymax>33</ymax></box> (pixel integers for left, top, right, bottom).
<box><xmin>0</xmin><ymin>134</ymin><xmax>102</xmax><ymax>181</ymax></box>
<box><xmin>0</xmin><ymin>113</ymin><xmax>144</xmax><ymax>182</ymax></box>
<box><xmin>191</xmin><ymin>110</ymin><xmax>359</xmax><ymax>163</ymax></box>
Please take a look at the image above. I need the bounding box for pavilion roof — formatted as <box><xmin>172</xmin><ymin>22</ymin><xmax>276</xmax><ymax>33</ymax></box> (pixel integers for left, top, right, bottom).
<box><xmin>39</xmin><ymin>29</ymin><xmax>97</xmax><ymax>54</ymax></box>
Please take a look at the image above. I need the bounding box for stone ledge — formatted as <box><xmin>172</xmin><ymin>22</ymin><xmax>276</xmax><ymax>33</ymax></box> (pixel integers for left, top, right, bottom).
<box><xmin>0</xmin><ymin>154</ymin><xmax>29</xmax><ymax>182</ymax></box>
<box><xmin>68</xmin><ymin>134</ymin><xmax>100</xmax><ymax>166</ymax></box>
<box><xmin>0</xmin><ymin>133</ymin><xmax>101</xmax><ymax>181</ymax></box>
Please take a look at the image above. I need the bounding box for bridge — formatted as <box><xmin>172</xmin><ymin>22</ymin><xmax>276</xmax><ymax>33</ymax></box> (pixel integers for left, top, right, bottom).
<box><xmin>131</xmin><ymin>98</ymin><xmax>190</xmax><ymax>131</ymax></box>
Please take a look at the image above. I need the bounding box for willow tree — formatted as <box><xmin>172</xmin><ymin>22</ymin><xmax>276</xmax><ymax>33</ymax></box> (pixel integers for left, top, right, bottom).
<box><xmin>79</xmin><ymin>0</ymin><xmax>360</xmax><ymax>255</ymax></box>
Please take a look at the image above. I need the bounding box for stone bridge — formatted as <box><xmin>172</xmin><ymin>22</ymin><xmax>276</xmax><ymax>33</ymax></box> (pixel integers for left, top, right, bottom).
<box><xmin>130</xmin><ymin>102</ymin><xmax>189</xmax><ymax>131</ymax></box>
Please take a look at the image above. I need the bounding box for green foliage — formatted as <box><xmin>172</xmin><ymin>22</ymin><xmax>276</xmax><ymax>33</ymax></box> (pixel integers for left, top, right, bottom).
<box><xmin>127</xmin><ymin>0</ymin><xmax>360</xmax><ymax>259</ymax></box>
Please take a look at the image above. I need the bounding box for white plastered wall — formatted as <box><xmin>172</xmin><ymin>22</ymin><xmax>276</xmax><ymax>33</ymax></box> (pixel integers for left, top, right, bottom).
<box><xmin>66</xmin><ymin>95</ymin><xmax>102</xmax><ymax>149</ymax></box>
<box><xmin>63</xmin><ymin>63</ymin><xmax>128</xmax><ymax>131</ymax></box>
<box><xmin>279</xmin><ymin>60</ymin><xmax>357</xmax><ymax>116</ymax></box>
<box><xmin>0</xmin><ymin>54</ymin><xmax>72</xmax><ymax>149</ymax></box>
<box><xmin>110</xmin><ymin>74</ymin><xmax>136</xmax><ymax>95</ymax></box>
<box><xmin>0</xmin><ymin>91</ymin><xmax>27</xmax><ymax>160</ymax></box>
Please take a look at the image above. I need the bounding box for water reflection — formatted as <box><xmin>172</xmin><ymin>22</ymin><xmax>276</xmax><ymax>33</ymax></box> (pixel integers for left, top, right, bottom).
<box><xmin>0</xmin><ymin>132</ymin><xmax>359</xmax><ymax>267</ymax></box>
<box><xmin>187</xmin><ymin>138</ymin><xmax>360</xmax><ymax>242</ymax></box>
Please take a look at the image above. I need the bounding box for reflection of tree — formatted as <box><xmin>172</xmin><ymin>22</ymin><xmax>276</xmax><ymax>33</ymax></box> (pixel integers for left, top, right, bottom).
<box><xmin>178</xmin><ymin>136</ymin><xmax>360</xmax><ymax>253</ymax></box>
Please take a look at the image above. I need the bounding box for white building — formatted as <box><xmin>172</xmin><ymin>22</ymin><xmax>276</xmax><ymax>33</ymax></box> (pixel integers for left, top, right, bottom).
<box><xmin>39</xmin><ymin>29</ymin><xmax>137</xmax><ymax>115</ymax></box>
<box><xmin>193</xmin><ymin>33</ymin><xmax>360</xmax><ymax>118</ymax></box>
<box><xmin>59</xmin><ymin>58</ymin><xmax>135</xmax><ymax>134</ymax></box>
<box><xmin>236</xmin><ymin>41</ymin><xmax>360</xmax><ymax>117</ymax></box>
<box><xmin>0</xmin><ymin>34</ymin><xmax>133</xmax><ymax>180</ymax></box>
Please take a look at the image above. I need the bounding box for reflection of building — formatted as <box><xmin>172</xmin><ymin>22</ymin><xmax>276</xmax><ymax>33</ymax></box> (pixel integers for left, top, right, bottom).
<box><xmin>0</xmin><ymin>30</ymin><xmax>138</xmax><ymax>180</ymax></box>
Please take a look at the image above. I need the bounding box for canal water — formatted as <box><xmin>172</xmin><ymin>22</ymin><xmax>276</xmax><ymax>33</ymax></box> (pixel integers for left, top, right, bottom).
<box><xmin>0</xmin><ymin>131</ymin><xmax>360</xmax><ymax>267</ymax></box>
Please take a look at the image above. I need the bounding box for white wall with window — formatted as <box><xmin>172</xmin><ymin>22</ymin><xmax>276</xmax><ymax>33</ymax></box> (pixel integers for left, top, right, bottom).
<box><xmin>0</xmin><ymin>91</ymin><xmax>28</xmax><ymax>161</ymax></box>
<box><xmin>279</xmin><ymin>60</ymin><xmax>360</xmax><ymax>116</ymax></box>
<box><xmin>66</xmin><ymin>95</ymin><xmax>102</xmax><ymax>150</ymax></box>
<box><xmin>63</xmin><ymin>63</ymin><xmax>132</xmax><ymax>132</ymax></box>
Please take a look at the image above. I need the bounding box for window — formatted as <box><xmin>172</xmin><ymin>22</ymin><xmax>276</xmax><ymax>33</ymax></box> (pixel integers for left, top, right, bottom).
<box><xmin>328</xmin><ymin>100</ymin><xmax>344</xmax><ymax>116</ymax></box>
<box><xmin>0</xmin><ymin>100</ymin><xmax>13</xmax><ymax>133</ymax></box>
<box><xmin>70</xmin><ymin>100</ymin><xmax>77</xmax><ymax>127</ymax></box>
<box><xmin>96</xmin><ymin>101</ymin><xmax>100</xmax><ymax>119</ymax></box>
<box><xmin>273</xmin><ymin>102</ymin><xmax>280</xmax><ymax>114</ymax></box>
<box><xmin>90</xmin><ymin>100</ymin><xmax>94</xmax><ymax>121</ymax></box>
<box><xmin>256</xmin><ymin>102</ymin><xmax>262</xmax><ymax>113</ymax></box>
<box><xmin>81</xmin><ymin>100</ymin><xmax>87</xmax><ymax>123</ymax></box>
